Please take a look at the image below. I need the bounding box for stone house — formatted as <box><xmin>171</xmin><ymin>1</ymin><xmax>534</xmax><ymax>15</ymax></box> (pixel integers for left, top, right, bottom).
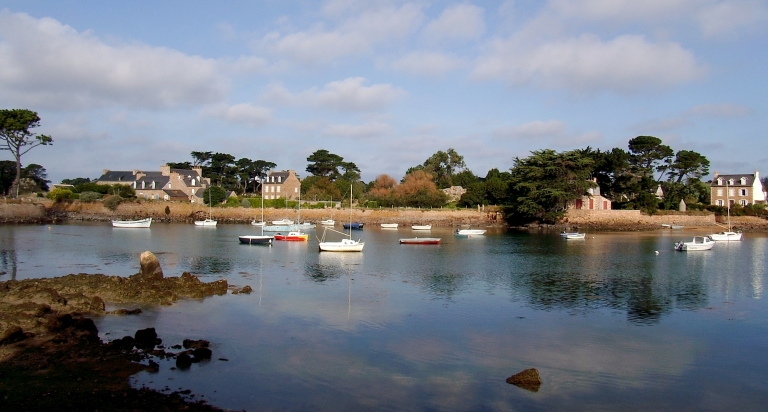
<box><xmin>569</xmin><ymin>178</ymin><xmax>612</xmax><ymax>210</ymax></box>
<box><xmin>96</xmin><ymin>165</ymin><xmax>211</xmax><ymax>203</ymax></box>
<box><xmin>262</xmin><ymin>170</ymin><xmax>301</xmax><ymax>200</ymax></box>
<box><xmin>710</xmin><ymin>171</ymin><xmax>766</xmax><ymax>207</ymax></box>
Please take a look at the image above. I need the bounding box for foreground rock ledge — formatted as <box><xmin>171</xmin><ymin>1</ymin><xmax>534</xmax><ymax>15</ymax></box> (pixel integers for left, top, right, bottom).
<box><xmin>0</xmin><ymin>252</ymin><xmax>234</xmax><ymax>410</ymax></box>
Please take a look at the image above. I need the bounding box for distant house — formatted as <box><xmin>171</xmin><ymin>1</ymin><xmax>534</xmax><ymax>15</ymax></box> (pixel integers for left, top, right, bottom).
<box><xmin>96</xmin><ymin>165</ymin><xmax>211</xmax><ymax>203</ymax></box>
<box><xmin>710</xmin><ymin>171</ymin><xmax>766</xmax><ymax>206</ymax></box>
<box><xmin>570</xmin><ymin>178</ymin><xmax>612</xmax><ymax>210</ymax></box>
<box><xmin>262</xmin><ymin>170</ymin><xmax>301</xmax><ymax>200</ymax></box>
<box><xmin>442</xmin><ymin>186</ymin><xmax>466</xmax><ymax>202</ymax></box>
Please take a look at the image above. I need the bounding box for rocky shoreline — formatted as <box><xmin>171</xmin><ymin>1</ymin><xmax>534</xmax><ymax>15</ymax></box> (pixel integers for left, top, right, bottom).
<box><xmin>0</xmin><ymin>252</ymin><xmax>249</xmax><ymax>411</ymax></box>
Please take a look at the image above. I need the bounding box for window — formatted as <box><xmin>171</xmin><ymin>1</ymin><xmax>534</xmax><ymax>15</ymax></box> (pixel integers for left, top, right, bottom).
<box><xmin>717</xmin><ymin>189</ymin><xmax>723</xmax><ymax>196</ymax></box>
<box><xmin>717</xmin><ymin>178</ymin><xmax>723</xmax><ymax>185</ymax></box>
<box><xmin>740</xmin><ymin>189</ymin><xmax>747</xmax><ymax>196</ymax></box>
<box><xmin>716</xmin><ymin>199</ymin><xmax>724</xmax><ymax>206</ymax></box>
<box><xmin>728</xmin><ymin>189</ymin><xmax>735</xmax><ymax>197</ymax></box>
<box><xmin>277</xmin><ymin>186</ymin><xmax>281</xmax><ymax>192</ymax></box>
<box><xmin>740</xmin><ymin>200</ymin><xmax>747</xmax><ymax>206</ymax></box>
<box><xmin>740</xmin><ymin>177</ymin><xmax>747</xmax><ymax>185</ymax></box>
<box><xmin>728</xmin><ymin>179</ymin><xmax>734</xmax><ymax>186</ymax></box>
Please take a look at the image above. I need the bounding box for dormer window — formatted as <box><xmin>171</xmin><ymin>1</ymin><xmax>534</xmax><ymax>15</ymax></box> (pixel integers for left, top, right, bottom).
<box><xmin>740</xmin><ymin>177</ymin><xmax>747</xmax><ymax>185</ymax></box>
<box><xmin>728</xmin><ymin>179</ymin><xmax>734</xmax><ymax>186</ymax></box>
<box><xmin>142</xmin><ymin>181</ymin><xmax>146</xmax><ymax>189</ymax></box>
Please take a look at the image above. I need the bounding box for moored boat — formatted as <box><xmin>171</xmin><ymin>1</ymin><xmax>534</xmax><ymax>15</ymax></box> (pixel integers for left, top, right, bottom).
<box><xmin>708</xmin><ymin>231</ymin><xmax>742</xmax><ymax>241</ymax></box>
<box><xmin>319</xmin><ymin>219</ymin><xmax>335</xmax><ymax>226</ymax></box>
<box><xmin>194</xmin><ymin>218</ymin><xmax>217</xmax><ymax>227</ymax></box>
<box><xmin>380</xmin><ymin>223</ymin><xmax>398</xmax><ymax>228</ymax></box>
<box><xmin>565</xmin><ymin>233</ymin><xmax>586</xmax><ymax>239</ymax></box>
<box><xmin>674</xmin><ymin>236</ymin><xmax>715</xmax><ymax>251</ymax></box>
<box><xmin>238</xmin><ymin>235</ymin><xmax>273</xmax><ymax>245</ymax></box>
<box><xmin>318</xmin><ymin>185</ymin><xmax>364</xmax><ymax>252</ymax></box>
<box><xmin>272</xmin><ymin>219</ymin><xmax>294</xmax><ymax>225</ymax></box>
<box><xmin>274</xmin><ymin>231</ymin><xmax>309</xmax><ymax>241</ymax></box>
<box><xmin>112</xmin><ymin>218</ymin><xmax>152</xmax><ymax>228</ymax></box>
<box><xmin>399</xmin><ymin>237</ymin><xmax>441</xmax><ymax>245</ymax></box>
<box><xmin>343</xmin><ymin>222</ymin><xmax>364</xmax><ymax>230</ymax></box>
<box><xmin>411</xmin><ymin>224</ymin><xmax>432</xmax><ymax>230</ymax></box>
<box><xmin>455</xmin><ymin>229</ymin><xmax>486</xmax><ymax>236</ymax></box>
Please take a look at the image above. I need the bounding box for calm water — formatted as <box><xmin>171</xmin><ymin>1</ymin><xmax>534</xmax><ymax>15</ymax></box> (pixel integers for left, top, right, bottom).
<box><xmin>2</xmin><ymin>223</ymin><xmax>768</xmax><ymax>411</ymax></box>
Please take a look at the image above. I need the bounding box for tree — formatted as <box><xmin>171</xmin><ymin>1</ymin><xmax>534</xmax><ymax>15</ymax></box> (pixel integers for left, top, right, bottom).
<box><xmin>0</xmin><ymin>160</ymin><xmax>16</xmax><ymax>196</ymax></box>
<box><xmin>666</xmin><ymin>150</ymin><xmax>710</xmax><ymax>183</ymax></box>
<box><xmin>22</xmin><ymin>164</ymin><xmax>50</xmax><ymax>192</ymax></box>
<box><xmin>306</xmin><ymin>149</ymin><xmax>346</xmax><ymax>179</ymax></box>
<box><xmin>505</xmin><ymin>149</ymin><xmax>595</xmax><ymax>225</ymax></box>
<box><xmin>0</xmin><ymin>109</ymin><xmax>53</xmax><ymax>197</ymax></box>
<box><xmin>627</xmin><ymin>136</ymin><xmax>673</xmax><ymax>181</ymax></box>
<box><xmin>408</xmin><ymin>148</ymin><xmax>467</xmax><ymax>188</ymax></box>
<box><xmin>202</xmin><ymin>186</ymin><xmax>227</xmax><ymax>206</ymax></box>
<box><xmin>393</xmin><ymin>170</ymin><xmax>448</xmax><ymax>207</ymax></box>
<box><xmin>191</xmin><ymin>151</ymin><xmax>213</xmax><ymax>167</ymax></box>
<box><xmin>166</xmin><ymin>161</ymin><xmax>193</xmax><ymax>170</ymax></box>
<box><xmin>367</xmin><ymin>174</ymin><xmax>398</xmax><ymax>206</ymax></box>
<box><xmin>61</xmin><ymin>177</ymin><xmax>91</xmax><ymax>186</ymax></box>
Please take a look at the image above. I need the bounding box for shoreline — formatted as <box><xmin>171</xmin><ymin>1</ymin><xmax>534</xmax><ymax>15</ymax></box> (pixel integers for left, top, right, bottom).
<box><xmin>2</xmin><ymin>199</ymin><xmax>768</xmax><ymax>231</ymax></box>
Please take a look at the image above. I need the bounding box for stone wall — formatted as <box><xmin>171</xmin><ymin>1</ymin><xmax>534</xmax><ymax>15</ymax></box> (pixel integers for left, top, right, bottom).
<box><xmin>0</xmin><ymin>202</ymin><xmax>48</xmax><ymax>222</ymax></box>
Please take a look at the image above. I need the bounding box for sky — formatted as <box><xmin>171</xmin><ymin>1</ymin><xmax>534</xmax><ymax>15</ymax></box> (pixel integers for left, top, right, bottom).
<box><xmin>1</xmin><ymin>0</ymin><xmax>767</xmax><ymax>185</ymax></box>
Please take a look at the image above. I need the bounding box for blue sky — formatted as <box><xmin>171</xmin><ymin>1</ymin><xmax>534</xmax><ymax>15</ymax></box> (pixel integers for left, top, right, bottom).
<box><xmin>1</xmin><ymin>0</ymin><xmax>767</xmax><ymax>184</ymax></box>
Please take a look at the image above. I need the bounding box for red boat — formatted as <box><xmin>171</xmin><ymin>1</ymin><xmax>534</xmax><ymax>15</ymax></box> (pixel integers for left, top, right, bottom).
<box><xmin>274</xmin><ymin>231</ymin><xmax>309</xmax><ymax>241</ymax></box>
<box><xmin>399</xmin><ymin>237</ymin><xmax>441</xmax><ymax>245</ymax></box>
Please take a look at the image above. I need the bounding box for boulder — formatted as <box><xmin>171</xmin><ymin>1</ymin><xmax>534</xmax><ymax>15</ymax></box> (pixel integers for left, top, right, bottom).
<box><xmin>506</xmin><ymin>368</ymin><xmax>542</xmax><ymax>392</ymax></box>
<box><xmin>139</xmin><ymin>251</ymin><xmax>163</xmax><ymax>280</ymax></box>
<box><xmin>182</xmin><ymin>339</ymin><xmax>209</xmax><ymax>349</ymax></box>
<box><xmin>176</xmin><ymin>352</ymin><xmax>192</xmax><ymax>369</ymax></box>
<box><xmin>134</xmin><ymin>327</ymin><xmax>161</xmax><ymax>350</ymax></box>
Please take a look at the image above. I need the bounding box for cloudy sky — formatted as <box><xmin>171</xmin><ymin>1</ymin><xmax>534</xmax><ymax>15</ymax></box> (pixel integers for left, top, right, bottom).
<box><xmin>1</xmin><ymin>0</ymin><xmax>767</xmax><ymax>184</ymax></box>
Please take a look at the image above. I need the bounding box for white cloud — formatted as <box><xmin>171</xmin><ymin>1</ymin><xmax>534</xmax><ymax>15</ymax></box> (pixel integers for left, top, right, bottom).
<box><xmin>422</xmin><ymin>4</ymin><xmax>485</xmax><ymax>43</ymax></box>
<box><xmin>264</xmin><ymin>3</ymin><xmax>424</xmax><ymax>64</ymax></box>
<box><xmin>0</xmin><ymin>11</ymin><xmax>228</xmax><ymax>110</ymax></box>
<box><xmin>473</xmin><ymin>34</ymin><xmax>707</xmax><ymax>93</ymax></box>
<box><xmin>390</xmin><ymin>51</ymin><xmax>465</xmax><ymax>75</ymax></box>
<box><xmin>696</xmin><ymin>0</ymin><xmax>768</xmax><ymax>36</ymax></box>
<box><xmin>322</xmin><ymin>121</ymin><xmax>392</xmax><ymax>139</ymax></box>
<box><xmin>547</xmin><ymin>0</ymin><xmax>699</xmax><ymax>23</ymax></box>
<box><xmin>201</xmin><ymin>103</ymin><xmax>272</xmax><ymax>128</ymax></box>
<box><xmin>505</xmin><ymin>119</ymin><xmax>568</xmax><ymax>138</ymax></box>
<box><xmin>687</xmin><ymin>103</ymin><xmax>752</xmax><ymax>117</ymax></box>
<box><xmin>264</xmin><ymin>77</ymin><xmax>406</xmax><ymax>112</ymax></box>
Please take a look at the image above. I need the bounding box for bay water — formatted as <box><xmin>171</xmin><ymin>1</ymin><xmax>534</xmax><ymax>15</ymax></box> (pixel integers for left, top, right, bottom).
<box><xmin>1</xmin><ymin>223</ymin><xmax>767</xmax><ymax>411</ymax></box>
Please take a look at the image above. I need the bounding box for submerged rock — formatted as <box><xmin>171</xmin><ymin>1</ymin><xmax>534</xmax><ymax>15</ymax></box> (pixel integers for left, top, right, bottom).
<box><xmin>506</xmin><ymin>368</ymin><xmax>542</xmax><ymax>392</ymax></box>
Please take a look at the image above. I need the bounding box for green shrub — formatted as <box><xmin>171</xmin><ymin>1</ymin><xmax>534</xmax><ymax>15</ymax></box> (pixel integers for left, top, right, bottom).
<box><xmin>103</xmin><ymin>195</ymin><xmax>122</xmax><ymax>211</ymax></box>
<box><xmin>47</xmin><ymin>188</ymin><xmax>73</xmax><ymax>202</ymax></box>
<box><xmin>79</xmin><ymin>191</ymin><xmax>103</xmax><ymax>203</ymax></box>
<box><xmin>241</xmin><ymin>198</ymin><xmax>251</xmax><ymax>208</ymax></box>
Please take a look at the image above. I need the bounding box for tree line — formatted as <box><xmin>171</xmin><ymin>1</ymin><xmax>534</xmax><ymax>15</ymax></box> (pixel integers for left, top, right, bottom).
<box><xmin>5</xmin><ymin>107</ymin><xmax>767</xmax><ymax>226</ymax></box>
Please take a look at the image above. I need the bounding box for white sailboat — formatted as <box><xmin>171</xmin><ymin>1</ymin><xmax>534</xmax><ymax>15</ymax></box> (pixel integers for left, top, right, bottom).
<box><xmin>318</xmin><ymin>185</ymin><xmax>364</xmax><ymax>252</ymax></box>
<box><xmin>709</xmin><ymin>181</ymin><xmax>742</xmax><ymax>241</ymax></box>
<box><xmin>195</xmin><ymin>187</ymin><xmax>217</xmax><ymax>226</ymax></box>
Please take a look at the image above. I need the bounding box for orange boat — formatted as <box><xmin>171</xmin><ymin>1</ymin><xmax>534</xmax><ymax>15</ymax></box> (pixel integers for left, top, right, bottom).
<box><xmin>274</xmin><ymin>231</ymin><xmax>309</xmax><ymax>241</ymax></box>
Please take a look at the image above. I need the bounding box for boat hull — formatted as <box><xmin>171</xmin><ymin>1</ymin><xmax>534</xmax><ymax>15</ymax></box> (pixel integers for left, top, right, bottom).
<box><xmin>708</xmin><ymin>231</ymin><xmax>742</xmax><ymax>241</ymax></box>
<box><xmin>675</xmin><ymin>236</ymin><xmax>715</xmax><ymax>251</ymax></box>
<box><xmin>343</xmin><ymin>222</ymin><xmax>364</xmax><ymax>230</ymax></box>
<box><xmin>399</xmin><ymin>237</ymin><xmax>441</xmax><ymax>245</ymax></box>
<box><xmin>411</xmin><ymin>225</ymin><xmax>432</xmax><ymax>230</ymax></box>
<box><xmin>274</xmin><ymin>232</ymin><xmax>309</xmax><ymax>241</ymax></box>
<box><xmin>194</xmin><ymin>219</ymin><xmax>217</xmax><ymax>227</ymax></box>
<box><xmin>112</xmin><ymin>218</ymin><xmax>152</xmax><ymax>228</ymax></box>
<box><xmin>319</xmin><ymin>239</ymin><xmax>364</xmax><ymax>252</ymax></box>
<box><xmin>456</xmin><ymin>229</ymin><xmax>486</xmax><ymax>236</ymax></box>
<box><xmin>380</xmin><ymin>223</ymin><xmax>398</xmax><ymax>228</ymax></box>
<box><xmin>238</xmin><ymin>235</ymin><xmax>273</xmax><ymax>245</ymax></box>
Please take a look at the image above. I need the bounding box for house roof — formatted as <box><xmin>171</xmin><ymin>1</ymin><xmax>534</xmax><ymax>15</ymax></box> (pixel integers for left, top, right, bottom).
<box><xmin>163</xmin><ymin>190</ymin><xmax>189</xmax><ymax>199</ymax></box>
<box><xmin>265</xmin><ymin>170</ymin><xmax>297</xmax><ymax>184</ymax></box>
<box><xmin>711</xmin><ymin>173</ymin><xmax>756</xmax><ymax>187</ymax></box>
<box><xmin>97</xmin><ymin>170</ymin><xmax>138</xmax><ymax>182</ymax></box>
<box><xmin>135</xmin><ymin>174</ymin><xmax>170</xmax><ymax>187</ymax></box>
